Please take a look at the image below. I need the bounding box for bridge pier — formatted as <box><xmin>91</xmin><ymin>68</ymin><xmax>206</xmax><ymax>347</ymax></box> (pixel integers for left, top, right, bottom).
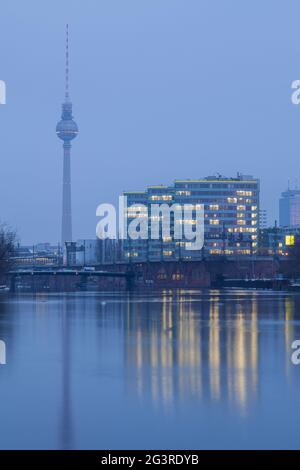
<box><xmin>79</xmin><ymin>275</ymin><xmax>88</xmax><ymax>291</ymax></box>
<box><xmin>125</xmin><ymin>271</ymin><xmax>135</xmax><ymax>291</ymax></box>
<box><xmin>31</xmin><ymin>274</ymin><xmax>36</xmax><ymax>293</ymax></box>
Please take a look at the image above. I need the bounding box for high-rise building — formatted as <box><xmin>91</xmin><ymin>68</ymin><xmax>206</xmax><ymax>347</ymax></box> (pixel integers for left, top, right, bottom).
<box><xmin>123</xmin><ymin>174</ymin><xmax>259</xmax><ymax>261</ymax></box>
<box><xmin>56</xmin><ymin>25</ymin><xmax>79</xmax><ymax>245</ymax></box>
<box><xmin>279</xmin><ymin>189</ymin><xmax>300</xmax><ymax>227</ymax></box>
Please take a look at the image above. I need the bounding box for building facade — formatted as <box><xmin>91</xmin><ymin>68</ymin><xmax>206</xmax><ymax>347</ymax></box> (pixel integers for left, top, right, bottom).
<box><xmin>123</xmin><ymin>174</ymin><xmax>260</xmax><ymax>261</ymax></box>
<box><xmin>279</xmin><ymin>189</ymin><xmax>300</xmax><ymax>227</ymax></box>
<box><xmin>258</xmin><ymin>225</ymin><xmax>300</xmax><ymax>256</ymax></box>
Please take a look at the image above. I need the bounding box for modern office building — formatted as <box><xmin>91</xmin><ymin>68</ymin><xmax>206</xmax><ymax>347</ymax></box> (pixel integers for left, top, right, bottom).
<box><xmin>123</xmin><ymin>174</ymin><xmax>260</xmax><ymax>261</ymax></box>
<box><xmin>279</xmin><ymin>189</ymin><xmax>300</xmax><ymax>227</ymax></box>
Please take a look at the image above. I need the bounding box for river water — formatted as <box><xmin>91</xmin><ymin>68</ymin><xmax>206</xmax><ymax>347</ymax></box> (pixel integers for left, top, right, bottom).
<box><xmin>0</xmin><ymin>289</ymin><xmax>299</xmax><ymax>449</ymax></box>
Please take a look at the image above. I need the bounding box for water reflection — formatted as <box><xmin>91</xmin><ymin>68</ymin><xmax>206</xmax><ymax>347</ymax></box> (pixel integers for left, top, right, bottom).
<box><xmin>123</xmin><ymin>290</ymin><xmax>297</xmax><ymax>413</ymax></box>
<box><xmin>0</xmin><ymin>290</ymin><xmax>300</xmax><ymax>449</ymax></box>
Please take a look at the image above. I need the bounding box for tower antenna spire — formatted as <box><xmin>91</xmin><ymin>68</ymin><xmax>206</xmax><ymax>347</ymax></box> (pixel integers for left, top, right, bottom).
<box><xmin>56</xmin><ymin>24</ymin><xmax>79</xmax><ymax>245</ymax></box>
<box><xmin>65</xmin><ymin>23</ymin><xmax>69</xmax><ymax>100</ymax></box>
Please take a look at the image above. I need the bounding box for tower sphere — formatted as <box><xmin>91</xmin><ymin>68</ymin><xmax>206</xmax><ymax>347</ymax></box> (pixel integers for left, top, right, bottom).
<box><xmin>56</xmin><ymin>118</ymin><xmax>78</xmax><ymax>141</ymax></box>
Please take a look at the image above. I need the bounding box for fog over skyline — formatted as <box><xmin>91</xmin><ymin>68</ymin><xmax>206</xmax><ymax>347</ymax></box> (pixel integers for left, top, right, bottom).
<box><xmin>1</xmin><ymin>0</ymin><xmax>300</xmax><ymax>244</ymax></box>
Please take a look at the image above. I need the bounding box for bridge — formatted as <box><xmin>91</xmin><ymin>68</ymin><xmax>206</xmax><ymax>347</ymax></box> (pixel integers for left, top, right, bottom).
<box><xmin>8</xmin><ymin>257</ymin><xmax>279</xmax><ymax>292</ymax></box>
<box><xmin>9</xmin><ymin>268</ymin><xmax>135</xmax><ymax>292</ymax></box>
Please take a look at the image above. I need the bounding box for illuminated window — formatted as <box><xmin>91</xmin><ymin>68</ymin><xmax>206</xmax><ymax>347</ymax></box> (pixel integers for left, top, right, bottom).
<box><xmin>237</xmin><ymin>205</ymin><xmax>246</xmax><ymax>211</ymax></box>
<box><xmin>176</xmin><ymin>190</ymin><xmax>191</xmax><ymax>196</ymax></box>
<box><xmin>209</xmin><ymin>219</ymin><xmax>219</xmax><ymax>225</ymax></box>
<box><xmin>227</xmin><ymin>197</ymin><xmax>237</xmax><ymax>203</ymax></box>
<box><xmin>150</xmin><ymin>194</ymin><xmax>172</xmax><ymax>201</ymax></box>
<box><xmin>209</xmin><ymin>204</ymin><xmax>219</xmax><ymax>210</ymax></box>
<box><xmin>237</xmin><ymin>190</ymin><xmax>252</xmax><ymax>196</ymax></box>
<box><xmin>285</xmin><ymin>235</ymin><xmax>295</xmax><ymax>246</ymax></box>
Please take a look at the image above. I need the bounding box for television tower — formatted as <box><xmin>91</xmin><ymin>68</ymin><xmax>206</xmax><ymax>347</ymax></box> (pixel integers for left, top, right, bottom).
<box><xmin>56</xmin><ymin>24</ymin><xmax>79</xmax><ymax>245</ymax></box>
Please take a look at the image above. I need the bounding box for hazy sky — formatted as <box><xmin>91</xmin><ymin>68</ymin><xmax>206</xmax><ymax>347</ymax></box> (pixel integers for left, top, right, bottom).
<box><xmin>0</xmin><ymin>0</ymin><xmax>300</xmax><ymax>244</ymax></box>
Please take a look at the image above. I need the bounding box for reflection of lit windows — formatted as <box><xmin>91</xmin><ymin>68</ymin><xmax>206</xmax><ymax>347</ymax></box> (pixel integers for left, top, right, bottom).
<box><xmin>251</xmin><ymin>206</ymin><xmax>257</xmax><ymax>211</ymax></box>
<box><xmin>285</xmin><ymin>235</ymin><xmax>295</xmax><ymax>246</ymax></box>
<box><xmin>237</xmin><ymin>213</ymin><xmax>245</xmax><ymax>218</ymax></box>
<box><xmin>163</xmin><ymin>250</ymin><xmax>173</xmax><ymax>256</ymax></box>
<box><xmin>209</xmin><ymin>204</ymin><xmax>219</xmax><ymax>210</ymax></box>
<box><xmin>172</xmin><ymin>272</ymin><xmax>184</xmax><ymax>280</ymax></box>
<box><xmin>209</xmin><ymin>219</ymin><xmax>219</xmax><ymax>225</ymax></box>
<box><xmin>237</xmin><ymin>219</ymin><xmax>246</xmax><ymax>225</ymax></box>
<box><xmin>157</xmin><ymin>272</ymin><xmax>167</xmax><ymax>280</ymax></box>
<box><xmin>163</xmin><ymin>236</ymin><xmax>172</xmax><ymax>242</ymax></box>
<box><xmin>237</xmin><ymin>205</ymin><xmax>246</xmax><ymax>211</ymax></box>
<box><xmin>227</xmin><ymin>197</ymin><xmax>237</xmax><ymax>203</ymax></box>
<box><xmin>251</xmin><ymin>213</ymin><xmax>257</xmax><ymax>218</ymax></box>
<box><xmin>126</xmin><ymin>251</ymin><xmax>138</xmax><ymax>257</ymax></box>
<box><xmin>251</xmin><ymin>220</ymin><xmax>257</xmax><ymax>225</ymax></box>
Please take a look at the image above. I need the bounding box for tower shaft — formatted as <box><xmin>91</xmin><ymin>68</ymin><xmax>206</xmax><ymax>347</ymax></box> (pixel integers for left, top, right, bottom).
<box><xmin>56</xmin><ymin>24</ymin><xmax>78</xmax><ymax>247</ymax></box>
<box><xmin>62</xmin><ymin>142</ymin><xmax>72</xmax><ymax>244</ymax></box>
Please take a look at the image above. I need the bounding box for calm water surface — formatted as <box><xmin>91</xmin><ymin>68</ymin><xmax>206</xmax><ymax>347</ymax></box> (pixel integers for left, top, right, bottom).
<box><xmin>0</xmin><ymin>289</ymin><xmax>300</xmax><ymax>449</ymax></box>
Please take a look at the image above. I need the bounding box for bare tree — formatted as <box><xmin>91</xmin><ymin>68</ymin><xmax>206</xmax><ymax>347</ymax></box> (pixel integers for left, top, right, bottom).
<box><xmin>0</xmin><ymin>224</ymin><xmax>16</xmax><ymax>282</ymax></box>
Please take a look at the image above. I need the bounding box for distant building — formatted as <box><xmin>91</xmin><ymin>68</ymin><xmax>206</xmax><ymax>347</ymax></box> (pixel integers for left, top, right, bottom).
<box><xmin>259</xmin><ymin>225</ymin><xmax>300</xmax><ymax>256</ymax></box>
<box><xmin>75</xmin><ymin>239</ymin><xmax>98</xmax><ymax>265</ymax></box>
<box><xmin>97</xmin><ymin>239</ymin><xmax>123</xmax><ymax>265</ymax></box>
<box><xmin>279</xmin><ymin>189</ymin><xmax>300</xmax><ymax>227</ymax></box>
<box><xmin>63</xmin><ymin>238</ymin><xmax>122</xmax><ymax>266</ymax></box>
<box><xmin>123</xmin><ymin>174</ymin><xmax>260</xmax><ymax>261</ymax></box>
<box><xmin>64</xmin><ymin>239</ymin><xmax>98</xmax><ymax>266</ymax></box>
<box><xmin>12</xmin><ymin>244</ymin><xmax>61</xmax><ymax>267</ymax></box>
